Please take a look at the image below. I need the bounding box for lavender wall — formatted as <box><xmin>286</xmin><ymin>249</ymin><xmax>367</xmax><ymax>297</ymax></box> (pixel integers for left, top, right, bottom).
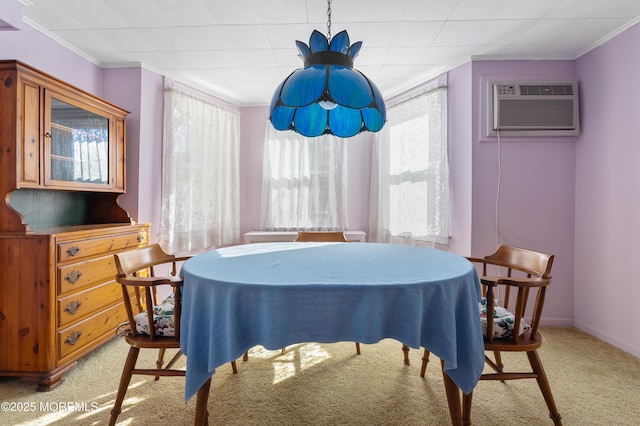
<box><xmin>575</xmin><ymin>23</ymin><xmax>640</xmax><ymax>357</ymax></box>
<box><xmin>0</xmin><ymin>5</ymin><xmax>102</xmax><ymax>95</ymax></box>
<box><xmin>466</xmin><ymin>60</ymin><xmax>578</xmax><ymax>326</ymax></box>
<box><xmin>239</xmin><ymin>107</ymin><xmax>268</xmax><ymax>235</ymax></box>
<box><xmin>101</xmin><ymin>67</ymin><xmax>165</xmax><ymax>243</ymax></box>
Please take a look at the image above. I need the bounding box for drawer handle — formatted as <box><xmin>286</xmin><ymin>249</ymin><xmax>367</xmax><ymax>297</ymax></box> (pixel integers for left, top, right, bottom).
<box><xmin>66</xmin><ymin>246</ymin><xmax>80</xmax><ymax>257</ymax></box>
<box><xmin>64</xmin><ymin>331</ymin><xmax>82</xmax><ymax>346</ymax></box>
<box><xmin>136</xmin><ymin>235</ymin><xmax>145</xmax><ymax>243</ymax></box>
<box><xmin>63</xmin><ymin>300</ymin><xmax>82</xmax><ymax>315</ymax></box>
<box><xmin>64</xmin><ymin>270</ymin><xmax>82</xmax><ymax>284</ymax></box>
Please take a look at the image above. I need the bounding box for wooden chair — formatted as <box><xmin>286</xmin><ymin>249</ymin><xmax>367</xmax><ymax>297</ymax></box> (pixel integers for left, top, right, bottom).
<box><xmin>109</xmin><ymin>244</ymin><xmax>238</xmax><ymax>426</ymax></box>
<box><xmin>294</xmin><ymin>230</ymin><xmax>349</xmax><ymax>242</ymax></box>
<box><xmin>418</xmin><ymin>244</ymin><xmax>562</xmax><ymax>425</ymax></box>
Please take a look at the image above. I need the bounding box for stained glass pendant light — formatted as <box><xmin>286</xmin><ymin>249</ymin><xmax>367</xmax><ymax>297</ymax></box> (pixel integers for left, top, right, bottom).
<box><xmin>269</xmin><ymin>0</ymin><xmax>386</xmax><ymax>138</ymax></box>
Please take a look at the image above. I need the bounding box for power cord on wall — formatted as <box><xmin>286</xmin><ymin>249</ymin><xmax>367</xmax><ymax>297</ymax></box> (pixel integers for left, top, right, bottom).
<box><xmin>495</xmin><ymin>129</ymin><xmax>503</xmax><ymax>248</ymax></box>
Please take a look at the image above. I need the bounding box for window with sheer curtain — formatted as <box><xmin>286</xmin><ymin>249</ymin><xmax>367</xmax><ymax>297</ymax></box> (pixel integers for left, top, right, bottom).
<box><xmin>369</xmin><ymin>74</ymin><xmax>449</xmax><ymax>249</ymax></box>
<box><xmin>159</xmin><ymin>82</ymin><xmax>240</xmax><ymax>253</ymax></box>
<box><xmin>260</xmin><ymin>124</ymin><xmax>348</xmax><ymax>231</ymax></box>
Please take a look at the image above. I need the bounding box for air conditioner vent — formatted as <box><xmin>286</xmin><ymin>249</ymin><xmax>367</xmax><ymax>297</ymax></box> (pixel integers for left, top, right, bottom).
<box><xmin>488</xmin><ymin>81</ymin><xmax>580</xmax><ymax>137</ymax></box>
<box><xmin>519</xmin><ymin>84</ymin><xmax>574</xmax><ymax>96</ymax></box>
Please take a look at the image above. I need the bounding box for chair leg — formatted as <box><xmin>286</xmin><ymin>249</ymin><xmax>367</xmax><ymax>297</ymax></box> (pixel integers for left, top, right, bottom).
<box><xmin>194</xmin><ymin>377</ymin><xmax>212</xmax><ymax>426</ymax></box>
<box><xmin>243</xmin><ymin>351</ymin><xmax>249</xmax><ymax>361</ymax></box>
<box><xmin>527</xmin><ymin>351</ymin><xmax>562</xmax><ymax>425</ymax></box>
<box><xmin>355</xmin><ymin>342</ymin><xmax>361</xmax><ymax>355</ymax></box>
<box><xmin>165</xmin><ymin>350</ymin><xmax>183</xmax><ymax>370</ymax></box>
<box><xmin>493</xmin><ymin>350</ymin><xmax>504</xmax><ymax>372</ymax></box>
<box><xmin>281</xmin><ymin>347</ymin><xmax>286</xmax><ymax>355</ymax></box>
<box><xmin>401</xmin><ymin>344</ymin><xmax>410</xmax><ymax>365</ymax></box>
<box><xmin>420</xmin><ymin>349</ymin><xmax>431</xmax><ymax>377</ymax></box>
<box><xmin>231</xmin><ymin>360</ymin><xmax>238</xmax><ymax>374</ymax></box>
<box><xmin>441</xmin><ymin>359</ymin><xmax>463</xmax><ymax>426</ymax></box>
<box><xmin>109</xmin><ymin>346</ymin><xmax>140</xmax><ymax>426</ymax></box>
<box><xmin>155</xmin><ymin>347</ymin><xmax>166</xmax><ymax>380</ymax></box>
<box><xmin>462</xmin><ymin>391</ymin><xmax>473</xmax><ymax>426</ymax></box>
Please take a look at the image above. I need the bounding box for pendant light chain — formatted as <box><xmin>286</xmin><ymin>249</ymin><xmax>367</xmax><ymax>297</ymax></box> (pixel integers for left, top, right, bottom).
<box><xmin>327</xmin><ymin>0</ymin><xmax>332</xmax><ymax>40</ymax></box>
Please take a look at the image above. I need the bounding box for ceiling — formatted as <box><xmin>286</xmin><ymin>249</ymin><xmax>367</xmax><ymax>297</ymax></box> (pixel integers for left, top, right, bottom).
<box><xmin>20</xmin><ymin>0</ymin><xmax>640</xmax><ymax>106</ymax></box>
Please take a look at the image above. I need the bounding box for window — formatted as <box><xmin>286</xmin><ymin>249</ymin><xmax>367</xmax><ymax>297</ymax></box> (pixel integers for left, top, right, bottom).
<box><xmin>159</xmin><ymin>81</ymin><xmax>240</xmax><ymax>253</ymax></box>
<box><xmin>369</xmin><ymin>74</ymin><xmax>449</xmax><ymax>249</ymax></box>
<box><xmin>260</xmin><ymin>124</ymin><xmax>348</xmax><ymax>231</ymax></box>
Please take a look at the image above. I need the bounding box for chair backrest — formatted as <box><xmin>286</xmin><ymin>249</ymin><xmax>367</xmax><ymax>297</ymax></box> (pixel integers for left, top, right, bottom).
<box><xmin>295</xmin><ymin>231</ymin><xmax>349</xmax><ymax>242</ymax></box>
<box><xmin>484</xmin><ymin>244</ymin><xmax>554</xmax><ymax>279</ymax></box>
<box><xmin>114</xmin><ymin>244</ymin><xmax>189</xmax><ymax>340</ymax></box>
<box><xmin>470</xmin><ymin>244</ymin><xmax>554</xmax><ymax>343</ymax></box>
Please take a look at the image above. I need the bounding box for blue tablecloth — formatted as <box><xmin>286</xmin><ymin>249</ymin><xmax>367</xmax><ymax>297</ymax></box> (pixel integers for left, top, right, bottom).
<box><xmin>181</xmin><ymin>242</ymin><xmax>484</xmax><ymax>401</ymax></box>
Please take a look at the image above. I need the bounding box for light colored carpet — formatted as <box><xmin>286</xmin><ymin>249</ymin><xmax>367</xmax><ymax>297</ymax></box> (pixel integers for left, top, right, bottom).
<box><xmin>0</xmin><ymin>327</ymin><xmax>638</xmax><ymax>425</ymax></box>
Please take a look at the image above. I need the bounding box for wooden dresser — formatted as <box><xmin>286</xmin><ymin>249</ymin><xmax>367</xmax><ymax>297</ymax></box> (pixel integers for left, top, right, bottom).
<box><xmin>0</xmin><ymin>60</ymin><xmax>148</xmax><ymax>390</ymax></box>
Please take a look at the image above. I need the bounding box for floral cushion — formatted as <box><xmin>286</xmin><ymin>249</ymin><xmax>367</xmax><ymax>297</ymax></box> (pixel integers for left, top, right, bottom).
<box><xmin>134</xmin><ymin>293</ymin><xmax>176</xmax><ymax>337</ymax></box>
<box><xmin>479</xmin><ymin>297</ymin><xmax>530</xmax><ymax>339</ymax></box>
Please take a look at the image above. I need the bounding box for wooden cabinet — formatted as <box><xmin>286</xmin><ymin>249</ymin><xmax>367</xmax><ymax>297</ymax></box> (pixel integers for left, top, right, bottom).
<box><xmin>1</xmin><ymin>60</ymin><xmax>127</xmax><ymax>194</ymax></box>
<box><xmin>0</xmin><ymin>61</ymin><xmax>147</xmax><ymax>390</ymax></box>
<box><xmin>0</xmin><ymin>224</ymin><xmax>149</xmax><ymax>390</ymax></box>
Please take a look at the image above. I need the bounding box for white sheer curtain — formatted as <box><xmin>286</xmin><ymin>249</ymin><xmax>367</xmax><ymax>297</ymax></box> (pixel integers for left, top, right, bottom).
<box><xmin>159</xmin><ymin>82</ymin><xmax>240</xmax><ymax>253</ymax></box>
<box><xmin>369</xmin><ymin>74</ymin><xmax>449</xmax><ymax>249</ymax></box>
<box><xmin>260</xmin><ymin>124</ymin><xmax>348</xmax><ymax>231</ymax></box>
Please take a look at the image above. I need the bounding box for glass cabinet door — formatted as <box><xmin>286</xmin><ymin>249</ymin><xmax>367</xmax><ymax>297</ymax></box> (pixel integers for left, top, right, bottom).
<box><xmin>45</xmin><ymin>92</ymin><xmax>112</xmax><ymax>189</ymax></box>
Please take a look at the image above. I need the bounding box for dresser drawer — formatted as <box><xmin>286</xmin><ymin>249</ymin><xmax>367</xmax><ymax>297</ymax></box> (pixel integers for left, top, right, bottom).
<box><xmin>58</xmin><ymin>280</ymin><xmax>123</xmax><ymax>328</ymax></box>
<box><xmin>58</xmin><ymin>302</ymin><xmax>128</xmax><ymax>360</ymax></box>
<box><xmin>57</xmin><ymin>230</ymin><xmax>148</xmax><ymax>263</ymax></box>
<box><xmin>57</xmin><ymin>254</ymin><xmax>117</xmax><ymax>295</ymax></box>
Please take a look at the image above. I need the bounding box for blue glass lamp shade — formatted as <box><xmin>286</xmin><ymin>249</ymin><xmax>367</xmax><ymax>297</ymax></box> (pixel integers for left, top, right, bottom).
<box><xmin>269</xmin><ymin>30</ymin><xmax>386</xmax><ymax>138</ymax></box>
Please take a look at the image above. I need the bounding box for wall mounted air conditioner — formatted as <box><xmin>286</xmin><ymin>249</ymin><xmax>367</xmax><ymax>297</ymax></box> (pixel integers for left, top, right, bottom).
<box><xmin>487</xmin><ymin>81</ymin><xmax>580</xmax><ymax>137</ymax></box>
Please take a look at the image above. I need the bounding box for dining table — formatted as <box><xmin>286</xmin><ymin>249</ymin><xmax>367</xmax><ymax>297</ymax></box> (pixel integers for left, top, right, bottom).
<box><xmin>180</xmin><ymin>241</ymin><xmax>485</xmax><ymax>425</ymax></box>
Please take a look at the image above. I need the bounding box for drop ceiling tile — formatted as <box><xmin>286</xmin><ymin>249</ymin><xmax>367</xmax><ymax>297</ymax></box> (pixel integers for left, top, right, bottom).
<box><xmin>45</xmin><ymin>0</ymin><xmax>129</xmax><ymax>29</ymax></box>
<box><xmin>50</xmin><ymin>29</ymin><xmax>117</xmax><ymax>54</ymax></box>
<box><xmin>549</xmin><ymin>0</ymin><xmax>640</xmax><ymax>19</ymax></box>
<box><xmin>306</xmin><ymin>0</ymin><xmax>357</xmax><ymax>24</ymax></box>
<box><xmin>134</xmin><ymin>27</ymin><xmax>192</xmax><ymax>52</ymax></box>
<box><xmin>154</xmin><ymin>0</ymin><xmax>216</xmax><ymax>26</ymax></box>
<box><xmin>497</xmin><ymin>0</ymin><xmax>563</xmax><ymax>19</ymax></box>
<box><xmin>475</xmin><ymin>20</ymin><xmax>540</xmax><ymax>46</ymax></box>
<box><xmin>255</xmin><ymin>0</ymin><xmax>308</xmax><ymax>24</ymax></box>
<box><xmin>355</xmin><ymin>46</ymin><xmax>390</xmax><ymax>66</ymax></box>
<box><xmin>384</xmin><ymin>46</ymin><xmax>429</xmax><ymax>65</ymax></box>
<box><xmin>420</xmin><ymin>46</ymin><xmax>475</xmax><ymax>64</ymax></box>
<box><xmin>92</xmin><ymin>28</ymin><xmax>157</xmax><ymax>52</ymax></box>
<box><xmin>354</xmin><ymin>0</ymin><xmax>408</xmax><ymax>22</ymax></box>
<box><xmin>101</xmin><ymin>0</ymin><xmax>172</xmax><ymax>28</ymax></box>
<box><xmin>400</xmin><ymin>0</ymin><xmax>459</xmax><ymax>21</ymax></box>
<box><xmin>449</xmin><ymin>0</ymin><xmax>511</xmax><ymax>21</ymax></box>
<box><xmin>176</xmin><ymin>26</ymin><xmax>228</xmax><ymax>50</ymax></box>
<box><xmin>433</xmin><ymin>20</ymin><xmax>494</xmax><ymax>46</ymax></box>
<box><xmin>517</xmin><ymin>18</ymin><xmax>583</xmax><ymax>45</ymax></box>
<box><xmin>203</xmin><ymin>0</ymin><xmax>262</xmax><ymax>24</ymax></box>
<box><xmin>346</xmin><ymin>22</ymin><xmax>398</xmax><ymax>48</ymax></box>
<box><xmin>264</xmin><ymin>24</ymin><xmax>316</xmax><ymax>49</ymax></box>
<box><xmin>23</xmin><ymin>0</ymin><xmax>84</xmax><ymax>30</ymax></box>
<box><xmin>391</xmin><ymin>21</ymin><xmax>443</xmax><ymax>47</ymax></box>
<box><xmin>272</xmin><ymin>47</ymin><xmax>304</xmax><ymax>68</ymax></box>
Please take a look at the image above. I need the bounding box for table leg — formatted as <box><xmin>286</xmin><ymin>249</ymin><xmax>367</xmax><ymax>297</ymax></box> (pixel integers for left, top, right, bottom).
<box><xmin>194</xmin><ymin>377</ymin><xmax>212</xmax><ymax>426</ymax></box>
<box><xmin>441</xmin><ymin>359</ymin><xmax>462</xmax><ymax>426</ymax></box>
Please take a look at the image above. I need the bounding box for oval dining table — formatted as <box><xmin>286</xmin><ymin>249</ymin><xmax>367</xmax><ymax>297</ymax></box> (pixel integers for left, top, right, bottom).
<box><xmin>180</xmin><ymin>242</ymin><xmax>485</xmax><ymax>425</ymax></box>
